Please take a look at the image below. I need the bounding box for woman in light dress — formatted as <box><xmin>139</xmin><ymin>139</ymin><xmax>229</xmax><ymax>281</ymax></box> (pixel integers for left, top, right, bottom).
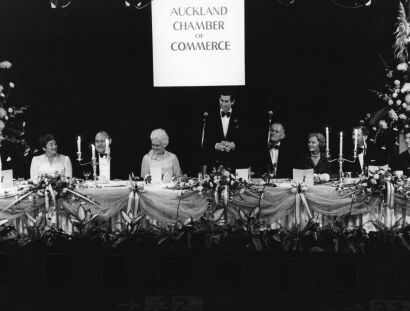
<box><xmin>140</xmin><ymin>129</ymin><xmax>182</xmax><ymax>182</ymax></box>
<box><xmin>30</xmin><ymin>134</ymin><xmax>72</xmax><ymax>179</ymax></box>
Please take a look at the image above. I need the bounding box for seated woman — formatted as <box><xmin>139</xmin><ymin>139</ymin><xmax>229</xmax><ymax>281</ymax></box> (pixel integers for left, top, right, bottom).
<box><xmin>391</xmin><ymin>128</ymin><xmax>410</xmax><ymax>176</ymax></box>
<box><xmin>140</xmin><ymin>129</ymin><xmax>182</xmax><ymax>182</ymax></box>
<box><xmin>300</xmin><ymin>132</ymin><xmax>331</xmax><ymax>176</ymax></box>
<box><xmin>30</xmin><ymin>134</ymin><xmax>72</xmax><ymax>179</ymax></box>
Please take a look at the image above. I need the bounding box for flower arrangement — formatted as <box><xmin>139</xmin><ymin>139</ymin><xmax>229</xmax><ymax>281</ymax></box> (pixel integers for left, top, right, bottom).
<box><xmin>361</xmin><ymin>3</ymin><xmax>410</xmax><ymax>145</ymax></box>
<box><xmin>0</xmin><ymin>60</ymin><xmax>34</xmax><ymax>157</ymax></box>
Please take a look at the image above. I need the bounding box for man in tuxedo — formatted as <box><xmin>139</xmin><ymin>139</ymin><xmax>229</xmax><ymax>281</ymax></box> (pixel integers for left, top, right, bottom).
<box><xmin>202</xmin><ymin>92</ymin><xmax>241</xmax><ymax>173</ymax></box>
<box><xmin>347</xmin><ymin>126</ymin><xmax>377</xmax><ymax>177</ymax></box>
<box><xmin>94</xmin><ymin>131</ymin><xmax>119</xmax><ymax>180</ymax></box>
<box><xmin>263</xmin><ymin>123</ymin><xmax>293</xmax><ymax>178</ymax></box>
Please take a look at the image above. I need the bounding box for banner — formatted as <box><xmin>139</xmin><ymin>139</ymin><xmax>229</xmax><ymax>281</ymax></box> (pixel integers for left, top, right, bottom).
<box><xmin>152</xmin><ymin>0</ymin><xmax>245</xmax><ymax>87</ymax></box>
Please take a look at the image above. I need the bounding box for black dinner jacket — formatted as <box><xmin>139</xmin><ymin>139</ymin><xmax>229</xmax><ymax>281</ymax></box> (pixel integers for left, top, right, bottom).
<box><xmin>345</xmin><ymin>142</ymin><xmax>377</xmax><ymax>177</ymax></box>
<box><xmin>253</xmin><ymin>140</ymin><xmax>293</xmax><ymax>178</ymax></box>
<box><xmin>202</xmin><ymin>110</ymin><xmax>241</xmax><ymax>170</ymax></box>
<box><xmin>391</xmin><ymin>150</ymin><xmax>410</xmax><ymax>176</ymax></box>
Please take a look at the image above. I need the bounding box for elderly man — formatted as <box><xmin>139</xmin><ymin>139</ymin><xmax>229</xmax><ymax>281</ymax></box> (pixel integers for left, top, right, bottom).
<box><xmin>141</xmin><ymin>128</ymin><xmax>182</xmax><ymax>181</ymax></box>
<box><xmin>202</xmin><ymin>91</ymin><xmax>241</xmax><ymax>173</ymax></box>
<box><xmin>252</xmin><ymin>122</ymin><xmax>293</xmax><ymax>178</ymax></box>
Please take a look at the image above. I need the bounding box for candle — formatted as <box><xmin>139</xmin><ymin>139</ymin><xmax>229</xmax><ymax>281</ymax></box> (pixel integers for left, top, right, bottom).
<box><xmin>339</xmin><ymin>131</ymin><xmax>343</xmax><ymax>156</ymax></box>
<box><xmin>325</xmin><ymin>127</ymin><xmax>329</xmax><ymax>152</ymax></box>
<box><xmin>77</xmin><ymin>136</ymin><xmax>81</xmax><ymax>153</ymax></box>
<box><xmin>91</xmin><ymin>144</ymin><xmax>96</xmax><ymax>160</ymax></box>
<box><xmin>353</xmin><ymin>129</ymin><xmax>358</xmax><ymax>154</ymax></box>
<box><xmin>105</xmin><ymin>138</ymin><xmax>110</xmax><ymax>155</ymax></box>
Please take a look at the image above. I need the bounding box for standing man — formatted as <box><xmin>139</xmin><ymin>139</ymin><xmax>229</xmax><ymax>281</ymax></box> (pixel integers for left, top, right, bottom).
<box><xmin>202</xmin><ymin>91</ymin><xmax>241</xmax><ymax>173</ymax></box>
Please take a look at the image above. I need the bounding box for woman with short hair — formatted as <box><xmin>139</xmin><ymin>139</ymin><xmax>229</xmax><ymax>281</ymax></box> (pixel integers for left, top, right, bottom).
<box><xmin>30</xmin><ymin>134</ymin><xmax>72</xmax><ymax>179</ymax></box>
<box><xmin>140</xmin><ymin>129</ymin><xmax>182</xmax><ymax>181</ymax></box>
<box><xmin>300</xmin><ymin>132</ymin><xmax>331</xmax><ymax>175</ymax></box>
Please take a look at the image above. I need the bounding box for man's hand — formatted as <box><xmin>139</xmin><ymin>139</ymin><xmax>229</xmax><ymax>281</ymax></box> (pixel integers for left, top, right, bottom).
<box><xmin>215</xmin><ymin>142</ymin><xmax>225</xmax><ymax>151</ymax></box>
<box><xmin>0</xmin><ymin>61</ymin><xmax>12</xmax><ymax>69</ymax></box>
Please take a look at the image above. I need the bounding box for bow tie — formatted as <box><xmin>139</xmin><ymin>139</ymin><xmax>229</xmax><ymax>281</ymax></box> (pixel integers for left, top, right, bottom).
<box><xmin>221</xmin><ymin>111</ymin><xmax>231</xmax><ymax>118</ymax></box>
<box><xmin>269</xmin><ymin>143</ymin><xmax>280</xmax><ymax>150</ymax></box>
<box><xmin>357</xmin><ymin>147</ymin><xmax>364</xmax><ymax>155</ymax></box>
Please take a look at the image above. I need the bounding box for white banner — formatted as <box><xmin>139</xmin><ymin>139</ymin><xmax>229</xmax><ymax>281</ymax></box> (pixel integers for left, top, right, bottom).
<box><xmin>152</xmin><ymin>0</ymin><xmax>245</xmax><ymax>87</ymax></box>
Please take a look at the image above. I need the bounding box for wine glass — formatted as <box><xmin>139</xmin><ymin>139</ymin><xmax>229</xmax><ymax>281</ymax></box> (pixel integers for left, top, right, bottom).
<box><xmin>83</xmin><ymin>170</ymin><xmax>91</xmax><ymax>181</ymax></box>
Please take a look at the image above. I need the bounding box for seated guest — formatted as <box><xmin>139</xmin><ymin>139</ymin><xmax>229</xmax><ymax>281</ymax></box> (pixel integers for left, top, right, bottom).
<box><xmin>253</xmin><ymin>122</ymin><xmax>293</xmax><ymax>178</ymax></box>
<box><xmin>391</xmin><ymin>128</ymin><xmax>410</xmax><ymax>176</ymax></box>
<box><xmin>300</xmin><ymin>133</ymin><xmax>331</xmax><ymax>175</ymax></box>
<box><xmin>30</xmin><ymin>134</ymin><xmax>72</xmax><ymax>179</ymax></box>
<box><xmin>140</xmin><ymin>129</ymin><xmax>182</xmax><ymax>181</ymax></box>
<box><xmin>94</xmin><ymin>131</ymin><xmax>115</xmax><ymax>181</ymax></box>
<box><xmin>345</xmin><ymin>126</ymin><xmax>376</xmax><ymax>177</ymax></box>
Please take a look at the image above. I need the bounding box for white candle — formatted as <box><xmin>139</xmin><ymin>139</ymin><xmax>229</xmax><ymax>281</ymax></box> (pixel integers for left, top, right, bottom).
<box><xmin>353</xmin><ymin>129</ymin><xmax>358</xmax><ymax>154</ymax></box>
<box><xmin>325</xmin><ymin>127</ymin><xmax>329</xmax><ymax>152</ymax></box>
<box><xmin>91</xmin><ymin>144</ymin><xmax>96</xmax><ymax>160</ymax></box>
<box><xmin>339</xmin><ymin>132</ymin><xmax>343</xmax><ymax>156</ymax></box>
<box><xmin>105</xmin><ymin>138</ymin><xmax>110</xmax><ymax>155</ymax></box>
<box><xmin>77</xmin><ymin>136</ymin><xmax>81</xmax><ymax>153</ymax></box>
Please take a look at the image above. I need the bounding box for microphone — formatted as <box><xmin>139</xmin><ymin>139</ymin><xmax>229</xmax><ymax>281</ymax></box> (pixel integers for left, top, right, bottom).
<box><xmin>201</xmin><ymin>112</ymin><xmax>208</xmax><ymax>148</ymax></box>
<box><xmin>268</xmin><ymin>110</ymin><xmax>273</xmax><ymax>123</ymax></box>
<box><xmin>267</xmin><ymin>110</ymin><xmax>273</xmax><ymax>144</ymax></box>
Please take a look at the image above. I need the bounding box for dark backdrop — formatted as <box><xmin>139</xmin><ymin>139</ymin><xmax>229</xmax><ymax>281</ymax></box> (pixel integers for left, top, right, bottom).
<box><xmin>0</xmin><ymin>0</ymin><xmax>401</xmax><ymax>178</ymax></box>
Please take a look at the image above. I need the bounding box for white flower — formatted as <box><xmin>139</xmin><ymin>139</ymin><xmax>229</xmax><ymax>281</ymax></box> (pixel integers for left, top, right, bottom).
<box><xmin>399</xmin><ymin>113</ymin><xmax>407</xmax><ymax>119</ymax></box>
<box><xmin>7</xmin><ymin>108</ymin><xmax>13</xmax><ymax>113</ymax></box>
<box><xmin>388</xmin><ymin>109</ymin><xmax>398</xmax><ymax>120</ymax></box>
<box><xmin>388</xmin><ymin>99</ymin><xmax>394</xmax><ymax>105</ymax></box>
<box><xmin>403</xmin><ymin>103</ymin><xmax>408</xmax><ymax>108</ymax></box>
<box><xmin>397</xmin><ymin>100</ymin><xmax>402</xmax><ymax>105</ymax></box>
<box><xmin>397</xmin><ymin>63</ymin><xmax>408</xmax><ymax>71</ymax></box>
<box><xmin>371</xmin><ymin>179</ymin><xmax>377</xmax><ymax>185</ymax></box>
<box><xmin>379</xmin><ymin>120</ymin><xmax>388</xmax><ymax>129</ymax></box>
<box><xmin>403</xmin><ymin>83</ymin><xmax>410</xmax><ymax>92</ymax></box>
<box><xmin>394</xmin><ymin>80</ymin><xmax>401</xmax><ymax>86</ymax></box>
<box><xmin>8</xmin><ymin>82</ymin><xmax>15</xmax><ymax>88</ymax></box>
<box><xmin>393</xmin><ymin>92</ymin><xmax>398</xmax><ymax>98</ymax></box>
<box><xmin>0</xmin><ymin>108</ymin><xmax>6</xmax><ymax>118</ymax></box>
<box><xmin>223</xmin><ymin>170</ymin><xmax>230</xmax><ymax>177</ymax></box>
<box><xmin>0</xmin><ymin>120</ymin><xmax>5</xmax><ymax>130</ymax></box>
<box><xmin>4</xmin><ymin>116</ymin><xmax>8</xmax><ymax>121</ymax></box>
<box><xmin>0</xmin><ymin>93</ymin><xmax>4</xmax><ymax>98</ymax></box>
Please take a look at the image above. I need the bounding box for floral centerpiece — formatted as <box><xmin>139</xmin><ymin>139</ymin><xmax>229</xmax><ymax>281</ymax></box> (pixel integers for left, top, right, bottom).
<box><xmin>0</xmin><ymin>61</ymin><xmax>34</xmax><ymax>157</ymax></box>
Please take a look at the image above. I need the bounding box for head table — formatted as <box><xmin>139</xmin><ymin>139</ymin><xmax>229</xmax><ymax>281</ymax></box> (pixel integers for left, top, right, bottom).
<box><xmin>0</xmin><ymin>181</ymin><xmax>408</xmax><ymax>234</ymax></box>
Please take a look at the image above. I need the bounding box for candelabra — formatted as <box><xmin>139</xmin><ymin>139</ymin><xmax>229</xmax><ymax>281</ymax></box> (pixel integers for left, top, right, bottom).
<box><xmin>326</xmin><ymin>148</ymin><xmax>357</xmax><ymax>180</ymax></box>
<box><xmin>92</xmin><ymin>157</ymin><xmax>98</xmax><ymax>186</ymax></box>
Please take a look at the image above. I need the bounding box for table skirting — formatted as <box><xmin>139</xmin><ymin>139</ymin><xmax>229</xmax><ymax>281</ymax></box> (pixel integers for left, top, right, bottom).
<box><xmin>0</xmin><ymin>184</ymin><xmax>409</xmax><ymax>233</ymax></box>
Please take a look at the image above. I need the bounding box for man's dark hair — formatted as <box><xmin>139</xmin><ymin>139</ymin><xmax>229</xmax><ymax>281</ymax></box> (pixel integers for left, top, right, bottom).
<box><xmin>353</xmin><ymin>125</ymin><xmax>369</xmax><ymax>137</ymax></box>
<box><xmin>220</xmin><ymin>91</ymin><xmax>235</xmax><ymax>102</ymax></box>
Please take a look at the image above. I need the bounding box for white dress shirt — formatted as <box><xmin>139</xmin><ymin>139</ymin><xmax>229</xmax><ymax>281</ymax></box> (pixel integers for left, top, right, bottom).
<box><xmin>99</xmin><ymin>154</ymin><xmax>110</xmax><ymax>181</ymax></box>
<box><xmin>269</xmin><ymin>142</ymin><xmax>280</xmax><ymax>165</ymax></box>
<box><xmin>220</xmin><ymin>108</ymin><xmax>232</xmax><ymax>138</ymax></box>
<box><xmin>358</xmin><ymin>142</ymin><xmax>367</xmax><ymax>172</ymax></box>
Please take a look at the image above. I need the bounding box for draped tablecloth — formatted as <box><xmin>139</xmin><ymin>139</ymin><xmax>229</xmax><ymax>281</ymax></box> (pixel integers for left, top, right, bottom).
<box><xmin>0</xmin><ymin>184</ymin><xmax>410</xmax><ymax>233</ymax></box>
<box><xmin>138</xmin><ymin>185</ymin><xmax>210</xmax><ymax>224</ymax></box>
